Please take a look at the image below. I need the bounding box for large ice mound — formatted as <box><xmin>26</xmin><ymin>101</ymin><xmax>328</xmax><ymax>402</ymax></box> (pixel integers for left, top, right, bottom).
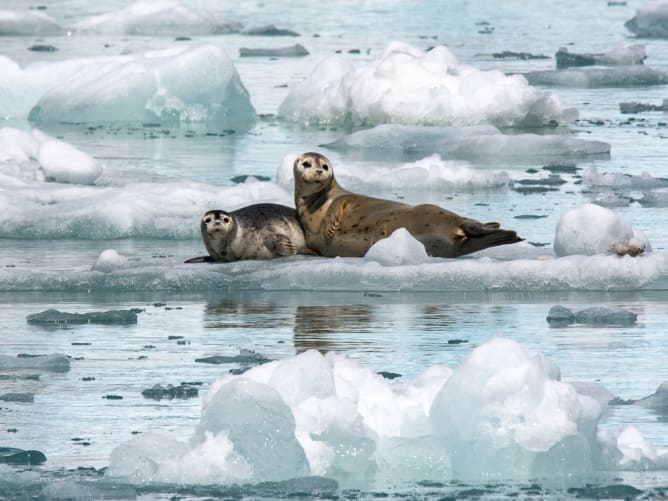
<box><xmin>625</xmin><ymin>2</ymin><xmax>668</xmax><ymax>38</ymax></box>
<box><xmin>8</xmin><ymin>44</ymin><xmax>255</xmax><ymax>126</ymax></box>
<box><xmin>108</xmin><ymin>338</ymin><xmax>668</xmax><ymax>487</ymax></box>
<box><xmin>75</xmin><ymin>0</ymin><xmax>242</xmax><ymax>36</ymax></box>
<box><xmin>278</xmin><ymin>42</ymin><xmax>576</xmax><ymax>128</ymax></box>
<box><xmin>322</xmin><ymin>124</ymin><xmax>610</xmax><ymax>162</ymax></box>
<box><xmin>554</xmin><ymin>204</ymin><xmax>651</xmax><ymax>257</ymax></box>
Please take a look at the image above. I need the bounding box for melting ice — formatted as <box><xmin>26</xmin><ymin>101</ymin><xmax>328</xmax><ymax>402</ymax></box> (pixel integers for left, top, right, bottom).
<box><xmin>106</xmin><ymin>338</ymin><xmax>668</xmax><ymax>488</ymax></box>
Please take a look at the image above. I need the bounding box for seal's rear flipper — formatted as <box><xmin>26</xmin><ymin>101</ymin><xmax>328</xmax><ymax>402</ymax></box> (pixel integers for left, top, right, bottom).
<box><xmin>184</xmin><ymin>255</ymin><xmax>215</xmax><ymax>263</ymax></box>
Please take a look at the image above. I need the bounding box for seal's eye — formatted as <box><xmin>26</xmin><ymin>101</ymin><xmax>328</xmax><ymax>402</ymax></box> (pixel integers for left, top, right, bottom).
<box><xmin>302</xmin><ymin>161</ymin><xmax>311</xmax><ymax>168</ymax></box>
<box><xmin>322</xmin><ymin>164</ymin><xmax>329</xmax><ymax>171</ymax></box>
<box><xmin>204</xmin><ymin>217</ymin><xmax>211</xmax><ymax>224</ymax></box>
<box><xmin>223</xmin><ymin>217</ymin><xmax>230</xmax><ymax>223</ymax></box>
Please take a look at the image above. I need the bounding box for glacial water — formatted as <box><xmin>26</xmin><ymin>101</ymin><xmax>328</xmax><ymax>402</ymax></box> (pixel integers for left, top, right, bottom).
<box><xmin>2</xmin><ymin>0</ymin><xmax>668</xmax><ymax>499</ymax></box>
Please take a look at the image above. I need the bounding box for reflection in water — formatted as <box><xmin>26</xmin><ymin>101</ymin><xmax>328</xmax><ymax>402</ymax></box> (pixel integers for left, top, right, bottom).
<box><xmin>293</xmin><ymin>304</ymin><xmax>375</xmax><ymax>353</ymax></box>
<box><xmin>203</xmin><ymin>301</ymin><xmax>292</xmax><ymax>330</ymax></box>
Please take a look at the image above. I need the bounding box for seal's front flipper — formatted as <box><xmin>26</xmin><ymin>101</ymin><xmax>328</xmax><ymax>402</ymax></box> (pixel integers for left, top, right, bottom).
<box><xmin>184</xmin><ymin>255</ymin><xmax>215</xmax><ymax>263</ymax></box>
<box><xmin>266</xmin><ymin>234</ymin><xmax>297</xmax><ymax>256</ymax></box>
<box><xmin>299</xmin><ymin>248</ymin><xmax>321</xmax><ymax>256</ymax></box>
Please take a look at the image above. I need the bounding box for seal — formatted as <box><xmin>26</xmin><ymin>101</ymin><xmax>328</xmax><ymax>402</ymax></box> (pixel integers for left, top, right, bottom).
<box><xmin>185</xmin><ymin>203</ymin><xmax>314</xmax><ymax>263</ymax></box>
<box><xmin>293</xmin><ymin>152</ymin><xmax>522</xmax><ymax>258</ymax></box>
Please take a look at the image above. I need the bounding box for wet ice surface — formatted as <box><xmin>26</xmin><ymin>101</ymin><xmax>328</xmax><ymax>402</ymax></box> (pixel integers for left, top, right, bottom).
<box><xmin>3</xmin><ymin>0</ymin><xmax>668</xmax><ymax>499</ymax></box>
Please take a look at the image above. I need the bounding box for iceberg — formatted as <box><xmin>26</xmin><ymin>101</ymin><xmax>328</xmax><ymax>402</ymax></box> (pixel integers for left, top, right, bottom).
<box><xmin>27</xmin><ymin>44</ymin><xmax>255</xmax><ymax>127</ymax></box>
<box><xmin>75</xmin><ymin>0</ymin><xmax>242</xmax><ymax>36</ymax></box>
<box><xmin>0</xmin><ymin>9</ymin><xmax>63</xmax><ymax>36</ymax></box>
<box><xmin>625</xmin><ymin>2</ymin><xmax>668</xmax><ymax>38</ymax></box>
<box><xmin>525</xmin><ymin>66</ymin><xmax>668</xmax><ymax>87</ymax></box>
<box><xmin>322</xmin><ymin>124</ymin><xmax>610</xmax><ymax>162</ymax></box>
<box><xmin>583</xmin><ymin>165</ymin><xmax>668</xmax><ymax>189</ymax></box>
<box><xmin>278</xmin><ymin>42</ymin><xmax>576</xmax><ymax>128</ymax></box>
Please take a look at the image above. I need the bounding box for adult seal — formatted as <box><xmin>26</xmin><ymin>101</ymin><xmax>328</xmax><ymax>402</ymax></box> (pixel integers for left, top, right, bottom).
<box><xmin>293</xmin><ymin>152</ymin><xmax>522</xmax><ymax>258</ymax></box>
<box><xmin>185</xmin><ymin>203</ymin><xmax>314</xmax><ymax>263</ymax></box>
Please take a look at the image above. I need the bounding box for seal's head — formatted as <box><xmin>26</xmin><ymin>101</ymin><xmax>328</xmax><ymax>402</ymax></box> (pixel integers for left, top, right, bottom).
<box><xmin>201</xmin><ymin>209</ymin><xmax>235</xmax><ymax>243</ymax></box>
<box><xmin>293</xmin><ymin>152</ymin><xmax>334</xmax><ymax>198</ymax></box>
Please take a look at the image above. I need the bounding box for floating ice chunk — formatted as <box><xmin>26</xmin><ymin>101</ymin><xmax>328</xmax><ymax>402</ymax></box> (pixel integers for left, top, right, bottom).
<box><xmin>554</xmin><ymin>204</ymin><xmax>650</xmax><ymax>257</ymax></box>
<box><xmin>279</xmin><ymin>42</ymin><xmax>575</xmax><ymax>127</ymax></box>
<box><xmin>0</xmin><ymin>9</ymin><xmax>63</xmax><ymax>36</ymax></box>
<box><xmin>547</xmin><ymin>305</ymin><xmax>637</xmax><ymax>326</ymax></box>
<box><xmin>0</xmin><ymin>354</ymin><xmax>69</xmax><ymax>372</ymax></box>
<box><xmin>364</xmin><ymin>228</ymin><xmax>431</xmax><ymax>266</ymax></box>
<box><xmin>583</xmin><ymin>165</ymin><xmax>668</xmax><ymax>189</ymax></box>
<box><xmin>555</xmin><ymin>45</ymin><xmax>646</xmax><ymax>69</ymax></box>
<box><xmin>526</xmin><ymin>66</ymin><xmax>668</xmax><ymax>87</ymax></box>
<box><xmin>92</xmin><ymin>249</ymin><xmax>129</xmax><ymax>273</ymax></box>
<box><xmin>323</xmin><ymin>124</ymin><xmax>609</xmax><ymax>162</ymax></box>
<box><xmin>239</xmin><ymin>44</ymin><xmax>309</xmax><ymax>57</ymax></box>
<box><xmin>26</xmin><ymin>308</ymin><xmax>138</xmax><ymax>325</ymax></box>
<box><xmin>571</xmin><ymin>382</ymin><xmax>615</xmax><ymax>412</ymax></box>
<box><xmin>430</xmin><ymin>337</ymin><xmax>600</xmax><ymax>480</ymax></box>
<box><xmin>625</xmin><ymin>2</ymin><xmax>668</xmax><ymax>38</ymax></box>
<box><xmin>242</xmin><ymin>24</ymin><xmax>300</xmax><ymax>37</ymax></box>
<box><xmin>196</xmin><ymin>378</ymin><xmax>310</xmax><ymax>481</ymax></box>
<box><xmin>277</xmin><ymin>153</ymin><xmax>510</xmax><ymax>194</ymax></box>
<box><xmin>0</xmin><ymin>128</ymin><xmax>40</xmax><ymax>163</ymax></box>
<box><xmin>37</xmin><ymin>138</ymin><xmax>102</xmax><ymax>185</ymax></box>
<box><xmin>75</xmin><ymin>0</ymin><xmax>241</xmax><ymax>35</ymax></box>
<box><xmin>636</xmin><ymin>381</ymin><xmax>668</xmax><ymax>414</ymax></box>
<box><xmin>614</xmin><ymin>426</ymin><xmax>668</xmax><ymax>469</ymax></box>
<box><xmin>27</xmin><ymin>44</ymin><xmax>255</xmax><ymax>127</ymax></box>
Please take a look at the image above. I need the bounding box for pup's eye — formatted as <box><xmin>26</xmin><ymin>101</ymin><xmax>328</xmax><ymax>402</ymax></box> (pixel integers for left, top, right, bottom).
<box><xmin>223</xmin><ymin>217</ymin><xmax>230</xmax><ymax>223</ymax></box>
<box><xmin>322</xmin><ymin>164</ymin><xmax>329</xmax><ymax>171</ymax></box>
<box><xmin>302</xmin><ymin>161</ymin><xmax>311</xmax><ymax>168</ymax></box>
<box><xmin>204</xmin><ymin>217</ymin><xmax>211</xmax><ymax>224</ymax></box>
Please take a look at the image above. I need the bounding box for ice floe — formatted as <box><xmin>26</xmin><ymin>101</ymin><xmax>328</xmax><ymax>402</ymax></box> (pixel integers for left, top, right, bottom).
<box><xmin>0</xmin><ymin>130</ymin><xmax>289</xmax><ymax>239</ymax></box>
<box><xmin>555</xmin><ymin>45</ymin><xmax>646</xmax><ymax>69</ymax></box>
<box><xmin>277</xmin><ymin>152</ymin><xmax>511</xmax><ymax>193</ymax></box>
<box><xmin>1</xmin><ymin>44</ymin><xmax>255</xmax><ymax>127</ymax></box>
<box><xmin>525</xmin><ymin>66</ymin><xmax>668</xmax><ymax>87</ymax></box>
<box><xmin>2</xmin><ymin>250</ymin><xmax>667</xmax><ymax>293</ymax></box>
<box><xmin>0</xmin><ymin>353</ymin><xmax>70</xmax><ymax>372</ymax></box>
<box><xmin>554</xmin><ymin>204</ymin><xmax>651</xmax><ymax>257</ymax></box>
<box><xmin>75</xmin><ymin>0</ymin><xmax>242</xmax><ymax>36</ymax></box>
<box><xmin>278</xmin><ymin>42</ymin><xmax>576</xmax><ymax>128</ymax></box>
<box><xmin>239</xmin><ymin>44</ymin><xmax>309</xmax><ymax>57</ymax></box>
<box><xmin>0</xmin><ymin>127</ymin><xmax>102</xmax><ymax>185</ymax></box>
<box><xmin>0</xmin><ymin>9</ymin><xmax>63</xmax><ymax>36</ymax></box>
<box><xmin>583</xmin><ymin>165</ymin><xmax>668</xmax><ymax>189</ymax></box>
<box><xmin>107</xmin><ymin>338</ymin><xmax>668</xmax><ymax>486</ymax></box>
<box><xmin>625</xmin><ymin>2</ymin><xmax>668</xmax><ymax>38</ymax></box>
<box><xmin>322</xmin><ymin>124</ymin><xmax>609</xmax><ymax>163</ymax></box>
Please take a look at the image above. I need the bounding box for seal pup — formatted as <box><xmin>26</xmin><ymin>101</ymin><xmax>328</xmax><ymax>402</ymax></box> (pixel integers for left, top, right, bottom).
<box><xmin>293</xmin><ymin>152</ymin><xmax>522</xmax><ymax>258</ymax></box>
<box><xmin>185</xmin><ymin>203</ymin><xmax>314</xmax><ymax>263</ymax></box>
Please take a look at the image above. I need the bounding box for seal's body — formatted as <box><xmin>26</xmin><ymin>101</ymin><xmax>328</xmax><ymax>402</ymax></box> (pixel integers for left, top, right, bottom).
<box><xmin>293</xmin><ymin>152</ymin><xmax>522</xmax><ymax>258</ymax></box>
<box><xmin>186</xmin><ymin>204</ymin><xmax>311</xmax><ymax>263</ymax></box>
